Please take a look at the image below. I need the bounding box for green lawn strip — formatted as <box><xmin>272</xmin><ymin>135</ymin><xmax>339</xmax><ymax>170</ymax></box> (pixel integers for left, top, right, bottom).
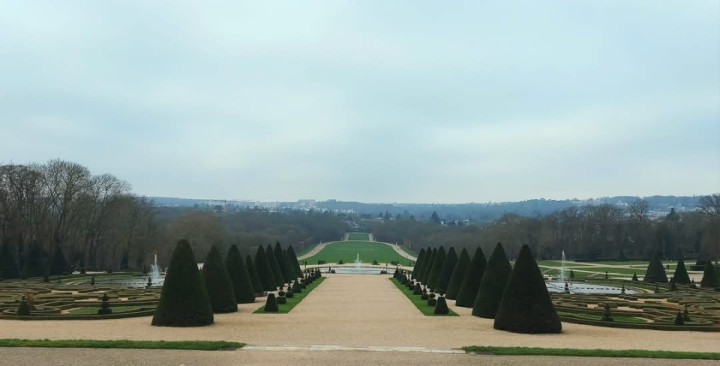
<box><xmin>347</xmin><ymin>233</ymin><xmax>370</xmax><ymax>241</ymax></box>
<box><xmin>462</xmin><ymin>346</ymin><xmax>720</xmax><ymax>360</ymax></box>
<box><xmin>399</xmin><ymin>245</ymin><xmax>417</xmax><ymax>257</ymax></box>
<box><xmin>296</xmin><ymin>243</ymin><xmax>321</xmax><ymax>257</ymax></box>
<box><xmin>0</xmin><ymin>339</ymin><xmax>243</xmax><ymax>351</ymax></box>
<box><xmin>67</xmin><ymin>306</ymin><xmax>148</xmax><ymax>315</ymax></box>
<box><xmin>304</xmin><ymin>241</ymin><xmax>408</xmax><ymax>264</ymax></box>
<box><xmin>390</xmin><ymin>278</ymin><xmax>457</xmax><ymax>316</ymax></box>
<box><xmin>254</xmin><ymin>277</ymin><xmax>325</xmax><ymax>314</ymax></box>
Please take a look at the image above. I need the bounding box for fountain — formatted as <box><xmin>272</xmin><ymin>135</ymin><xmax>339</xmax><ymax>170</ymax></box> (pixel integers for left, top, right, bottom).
<box><xmin>354</xmin><ymin>253</ymin><xmax>361</xmax><ymax>266</ymax></box>
<box><xmin>559</xmin><ymin>250</ymin><xmax>566</xmax><ymax>282</ymax></box>
<box><xmin>150</xmin><ymin>254</ymin><xmax>163</xmax><ymax>285</ymax></box>
<box><xmin>545</xmin><ymin>250</ymin><xmax>636</xmax><ymax>295</ymax></box>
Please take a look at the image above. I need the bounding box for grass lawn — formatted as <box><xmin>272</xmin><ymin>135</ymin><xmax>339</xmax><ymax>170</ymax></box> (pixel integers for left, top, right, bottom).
<box><xmin>347</xmin><ymin>233</ymin><xmax>370</xmax><ymax>241</ymax></box>
<box><xmin>67</xmin><ymin>306</ymin><xmax>148</xmax><ymax>315</ymax></box>
<box><xmin>303</xmin><ymin>241</ymin><xmax>408</xmax><ymax>265</ymax></box>
<box><xmin>462</xmin><ymin>346</ymin><xmax>720</xmax><ymax>360</ymax></box>
<box><xmin>254</xmin><ymin>277</ymin><xmax>325</xmax><ymax>314</ymax></box>
<box><xmin>296</xmin><ymin>242</ymin><xmax>320</xmax><ymax>257</ymax></box>
<box><xmin>390</xmin><ymin>278</ymin><xmax>457</xmax><ymax>316</ymax></box>
<box><xmin>0</xmin><ymin>339</ymin><xmax>243</xmax><ymax>351</ymax></box>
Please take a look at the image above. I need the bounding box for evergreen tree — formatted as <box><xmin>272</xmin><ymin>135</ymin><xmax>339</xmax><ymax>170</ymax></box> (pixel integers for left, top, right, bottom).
<box><xmin>494</xmin><ymin>245</ymin><xmax>561</xmax><ymax>334</ymax></box>
<box><xmin>152</xmin><ymin>239</ymin><xmax>214</xmax><ymax>326</ymax></box>
<box><xmin>282</xmin><ymin>249</ymin><xmax>295</xmax><ymax>281</ymax></box>
<box><xmin>1</xmin><ymin>242</ymin><xmax>20</xmax><ymax>279</ymax></box>
<box><xmin>434</xmin><ymin>296</ymin><xmax>449</xmax><ymax>315</ymax></box>
<box><xmin>446</xmin><ymin>248</ymin><xmax>470</xmax><ymax>300</ymax></box>
<box><xmin>412</xmin><ymin>248</ymin><xmax>426</xmax><ymax>279</ymax></box>
<box><xmin>472</xmin><ymin>242</ymin><xmax>512</xmax><ymax>318</ymax></box>
<box><xmin>266</xmin><ymin>244</ymin><xmax>286</xmax><ymax>286</ymax></box>
<box><xmin>254</xmin><ymin>246</ymin><xmax>276</xmax><ymax>291</ymax></box>
<box><xmin>286</xmin><ymin>245</ymin><xmax>302</xmax><ymax>280</ymax></box>
<box><xmin>225</xmin><ymin>245</ymin><xmax>255</xmax><ymax>304</ymax></box>
<box><xmin>264</xmin><ymin>293</ymin><xmax>279</xmax><ymax>312</ymax></box>
<box><xmin>673</xmin><ymin>259</ymin><xmax>691</xmax><ymax>284</ymax></box>
<box><xmin>643</xmin><ymin>253</ymin><xmax>668</xmax><ymax>283</ymax></box>
<box><xmin>455</xmin><ymin>246</ymin><xmax>487</xmax><ymax>307</ymax></box>
<box><xmin>246</xmin><ymin>255</ymin><xmax>264</xmax><ymax>294</ymax></box>
<box><xmin>274</xmin><ymin>242</ymin><xmax>290</xmax><ymax>282</ymax></box>
<box><xmin>204</xmin><ymin>245</ymin><xmax>238</xmax><ymax>313</ymax></box>
<box><xmin>426</xmin><ymin>246</ymin><xmax>446</xmax><ymax>290</ymax></box>
<box><xmin>700</xmin><ymin>261</ymin><xmax>718</xmax><ymax>288</ymax></box>
<box><xmin>436</xmin><ymin>247</ymin><xmax>458</xmax><ymax>293</ymax></box>
<box><xmin>419</xmin><ymin>248</ymin><xmax>436</xmax><ymax>284</ymax></box>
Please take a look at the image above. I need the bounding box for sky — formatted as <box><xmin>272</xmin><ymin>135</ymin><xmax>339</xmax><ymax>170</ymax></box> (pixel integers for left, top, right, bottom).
<box><xmin>1</xmin><ymin>1</ymin><xmax>718</xmax><ymax>203</ymax></box>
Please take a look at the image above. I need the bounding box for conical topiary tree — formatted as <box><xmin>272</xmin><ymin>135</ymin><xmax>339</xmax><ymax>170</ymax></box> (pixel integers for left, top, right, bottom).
<box><xmin>412</xmin><ymin>248</ymin><xmax>426</xmax><ymax>279</ymax></box>
<box><xmin>203</xmin><ymin>245</ymin><xmax>238</xmax><ymax>313</ymax></box>
<box><xmin>282</xmin><ymin>249</ymin><xmax>295</xmax><ymax>281</ymax></box>
<box><xmin>246</xmin><ymin>255</ymin><xmax>264</xmax><ymax>294</ymax></box>
<box><xmin>152</xmin><ymin>239</ymin><xmax>214</xmax><ymax>326</ymax></box>
<box><xmin>701</xmin><ymin>261</ymin><xmax>718</xmax><ymax>288</ymax></box>
<box><xmin>266</xmin><ymin>244</ymin><xmax>286</xmax><ymax>287</ymax></box>
<box><xmin>472</xmin><ymin>242</ymin><xmax>512</xmax><ymax>318</ymax></box>
<box><xmin>225</xmin><ymin>245</ymin><xmax>255</xmax><ymax>304</ymax></box>
<box><xmin>494</xmin><ymin>245</ymin><xmax>561</xmax><ymax>334</ymax></box>
<box><xmin>286</xmin><ymin>245</ymin><xmax>302</xmax><ymax>280</ymax></box>
<box><xmin>643</xmin><ymin>253</ymin><xmax>668</xmax><ymax>283</ymax></box>
<box><xmin>264</xmin><ymin>293</ymin><xmax>279</xmax><ymax>312</ymax></box>
<box><xmin>446</xmin><ymin>248</ymin><xmax>470</xmax><ymax>300</ymax></box>
<box><xmin>455</xmin><ymin>246</ymin><xmax>487</xmax><ymax>307</ymax></box>
<box><xmin>254</xmin><ymin>246</ymin><xmax>276</xmax><ymax>291</ymax></box>
<box><xmin>436</xmin><ymin>247</ymin><xmax>457</xmax><ymax>293</ymax></box>
<box><xmin>434</xmin><ymin>296</ymin><xmax>449</xmax><ymax>315</ymax></box>
<box><xmin>673</xmin><ymin>259</ymin><xmax>691</xmax><ymax>284</ymax></box>
<box><xmin>274</xmin><ymin>242</ymin><xmax>290</xmax><ymax>282</ymax></box>
<box><xmin>427</xmin><ymin>246</ymin><xmax>446</xmax><ymax>291</ymax></box>
<box><xmin>419</xmin><ymin>248</ymin><xmax>436</xmax><ymax>285</ymax></box>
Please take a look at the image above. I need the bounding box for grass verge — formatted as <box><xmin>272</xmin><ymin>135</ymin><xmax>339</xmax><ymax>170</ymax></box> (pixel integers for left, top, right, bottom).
<box><xmin>254</xmin><ymin>277</ymin><xmax>325</xmax><ymax>314</ymax></box>
<box><xmin>463</xmin><ymin>346</ymin><xmax>720</xmax><ymax>360</ymax></box>
<box><xmin>390</xmin><ymin>278</ymin><xmax>457</xmax><ymax>316</ymax></box>
<box><xmin>0</xmin><ymin>339</ymin><xmax>243</xmax><ymax>351</ymax></box>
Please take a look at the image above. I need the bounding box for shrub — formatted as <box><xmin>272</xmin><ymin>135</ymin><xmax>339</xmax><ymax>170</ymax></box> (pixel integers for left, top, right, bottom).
<box><xmin>200</xmin><ymin>245</ymin><xmax>238</xmax><ymax>313</ymax></box>
<box><xmin>274</xmin><ymin>241</ymin><xmax>291</xmax><ymax>283</ymax></box>
<box><xmin>286</xmin><ymin>289</ymin><xmax>294</xmax><ymax>298</ymax></box>
<box><xmin>372</xmin><ymin>260</ymin><xmax>378</xmax><ymax>265</ymax></box>
<box><xmin>632</xmin><ymin>273</ymin><xmax>638</xmax><ymax>281</ymax></box>
<box><xmin>265</xmin><ymin>244</ymin><xmax>286</xmax><ymax>287</ymax></box>
<box><xmin>436</xmin><ymin>247</ymin><xmax>458</xmax><ymax>293</ymax></box>
<box><xmin>413</xmin><ymin>283</ymin><xmax>422</xmax><ymax>295</ymax></box>
<box><xmin>254</xmin><ymin>246</ymin><xmax>277</xmax><ymax>291</ymax></box>
<box><xmin>673</xmin><ymin>259</ymin><xmax>691</xmax><ymax>284</ymax></box>
<box><xmin>152</xmin><ymin>239</ymin><xmax>214</xmax><ymax>327</ymax></box>
<box><xmin>225</xmin><ymin>245</ymin><xmax>254</xmax><ymax>305</ymax></box>
<box><xmin>277</xmin><ymin>296</ymin><xmax>287</xmax><ymax>305</ymax></box>
<box><xmin>446</xmin><ymin>248</ymin><xmax>470</xmax><ymax>300</ymax></box>
<box><xmin>472</xmin><ymin>242</ymin><xmax>511</xmax><ymax>318</ymax></box>
<box><xmin>264</xmin><ymin>293</ymin><xmax>279</xmax><ymax>312</ymax></box>
<box><xmin>493</xmin><ymin>245</ymin><xmax>561</xmax><ymax>334</ymax></box>
<box><xmin>701</xmin><ymin>261</ymin><xmax>718</xmax><ymax>288</ymax></box>
<box><xmin>246</xmin><ymin>255</ymin><xmax>264</xmax><ymax>294</ymax></box>
<box><xmin>318</xmin><ymin>260</ymin><xmax>326</xmax><ymax>265</ymax></box>
<box><xmin>17</xmin><ymin>296</ymin><xmax>31</xmax><ymax>316</ymax></box>
<box><xmin>643</xmin><ymin>253</ymin><xmax>668</xmax><ymax>283</ymax></box>
<box><xmin>674</xmin><ymin>312</ymin><xmax>684</xmax><ymax>325</ymax></box>
<box><xmin>434</xmin><ymin>296</ymin><xmax>449</xmax><ymax>315</ymax></box>
<box><xmin>456</xmin><ymin>246</ymin><xmax>488</xmax><ymax>308</ymax></box>
<box><xmin>338</xmin><ymin>259</ymin><xmax>344</xmax><ymax>265</ymax></box>
<box><xmin>411</xmin><ymin>248</ymin><xmax>426</xmax><ymax>279</ymax></box>
<box><xmin>601</xmin><ymin>303</ymin><xmax>613</xmax><ymax>322</ymax></box>
<box><xmin>419</xmin><ymin>248</ymin><xmax>437</xmax><ymax>285</ymax></box>
<box><xmin>426</xmin><ymin>246</ymin><xmax>446</xmax><ymax>290</ymax></box>
<box><xmin>98</xmin><ymin>293</ymin><xmax>112</xmax><ymax>315</ymax></box>
<box><xmin>286</xmin><ymin>245</ymin><xmax>303</xmax><ymax>281</ymax></box>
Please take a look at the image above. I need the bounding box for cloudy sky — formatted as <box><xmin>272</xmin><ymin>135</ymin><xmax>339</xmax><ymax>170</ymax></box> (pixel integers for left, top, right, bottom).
<box><xmin>1</xmin><ymin>1</ymin><xmax>718</xmax><ymax>203</ymax></box>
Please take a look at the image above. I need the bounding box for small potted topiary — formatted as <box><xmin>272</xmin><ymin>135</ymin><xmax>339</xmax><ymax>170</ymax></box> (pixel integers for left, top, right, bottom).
<box><xmin>601</xmin><ymin>303</ymin><xmax>613</xmax><ymax>322</ymax></box>
<box><xmin>16</xmin><ymin>296</ymin><xmax>31</xmax><ymax>316</ymax></box>
<box><xmin>264</xmin><ymin>294</ymin><xmax>279</xmax><ymax>312</ymax></box>
<box><xmin>98</xmin><ymin>293</ymin><xmax>112</xmax><ymax>315</ymax></box>
<box><xmin>427</xmin><ymin>293</ymin><xmax>437</xmax><ymax>306</ymax></box>
<box><xmin>286</xmin><ymin>289</ymin><xmax>294</xmax><ymax>298</ymax></box>
<box><xmin>631</xmin><ymin>273</ymin><xmax>638</xmax><ymax>281</ymax></box>
<box><xmin>434</xmin><ymin>296</ymin><xmax>449</xmax><ymax>315</ymax></box>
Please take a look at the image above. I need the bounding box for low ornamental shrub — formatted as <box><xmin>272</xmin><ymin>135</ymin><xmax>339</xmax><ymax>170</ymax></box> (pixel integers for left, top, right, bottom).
<box><xmin>434</xmin><ymin>296</ymin><xmax>449</xmax><ymax>315</ymax></box>
<box><xmin>264</xmin><ymin>294</ymin><xmax>279</xmax><ymax>312</ymax></box>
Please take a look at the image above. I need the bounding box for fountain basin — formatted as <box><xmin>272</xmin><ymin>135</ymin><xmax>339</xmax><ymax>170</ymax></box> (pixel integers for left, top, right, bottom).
<box><xmin>546</xmin><ymin>281</ymin><xmax>637</xmax><ymax>295</ymax></box>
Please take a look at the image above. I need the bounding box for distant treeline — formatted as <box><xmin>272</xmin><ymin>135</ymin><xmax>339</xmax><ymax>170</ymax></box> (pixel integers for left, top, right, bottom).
<box><xmin>370</xmin><ymin>197</ymin><xmax>720</xmax><ymax>262</ymax></box>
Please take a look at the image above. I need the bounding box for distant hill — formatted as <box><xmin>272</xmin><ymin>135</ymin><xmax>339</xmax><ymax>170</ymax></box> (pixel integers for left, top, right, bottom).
<box><xmin>148</xmin><ymin>195</ymin><xmax>705</xmax><ymax>223</ymax></box>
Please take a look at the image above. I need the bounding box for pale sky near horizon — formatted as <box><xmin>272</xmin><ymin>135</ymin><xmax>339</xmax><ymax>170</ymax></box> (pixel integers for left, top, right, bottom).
<box><xmin>1</xmin><ymin>1</ymin><xmax>718</xmax><ymax>203</ymax></box>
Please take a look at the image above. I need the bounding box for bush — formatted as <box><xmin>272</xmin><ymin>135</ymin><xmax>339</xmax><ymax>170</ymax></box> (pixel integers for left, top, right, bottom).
<box><xmin>265</xmin><ymin>244</ymin><xmax>286</xmax><ymax>287</ymax></box>
<box><xmin>152</xmin><ymin>239</ymin><xmax>214</xmax><ymax>327</ymax></box>
<box><xmin>277</xmin><ymin>296</ymin><xmax>287</xmax><ymax>305</ymax></box>
<box><xmin>17</xmin><ymin>296</ymin><xmax>31</xmax><ymax>316</ymax></box>
<box><xmin>494</xmin><ymin>245</ymin><xmax>561</xmax><ymax>334</ymax></box>
<box><xmin>223</xmin><ymin>245</ymin><xmax>254</xmax><ymax>305</ymax></box>
<box><xmin>201</xmin><ymin>245</ymin><xmax>238</xmax><ymax>313</ymax></box>
<box><xmin>643</xmin><ymin>253</ymin><xmax>668</xmax><ymax>283</ymax></box>
<box><xmin>434</xmin><ymin>296</ymin><xmax>449</xmax><ymax>315</ymax></box>
<box><xmin>411</xmin><ymin>248</ymin><xmax>426</xmax><ymax>279</ymax></box>
<box><xmin>436</xmin><ymin>247</ymin><xmax>458</xmax><ymax>294</ymax></box>
<box><xmin>264</xmin><ymin>294</ymin><xmax>279</xmax><ymax>312</ymax></box>
<box><xmin>426</xmin><ymin>247</ymin><xmax>446</xmax><ymax>291</ymax></box>
<box><xmin>318</xmin><ymin>260</ymin><xmax>326</xmax><ymax>265</ymax></box>
<box><xmin>413</xmin><ymin>283</ymin><xmax>422</xmax><ymax>295</ymax></box>
<box><xmin>456</xmin><ymin>246</ymin><xmax>487</xmax><ymax>308</ymax></box>
<box><xmin>446</xmin><ymin>248</ymin><xmax>470</xmax><ymax>300</ymax></box>
<box><xmin>701</xmin><ymin>261</ymin><xmax>718</xmax><ymax>288</ymax></box>
<box><xmin>674</xmin><ymin>259</ymin><xmax>691</xmax><ymax>284</ymax></box>
<box><xmin>372</xmin><ymin>260</ymin><xmax>378</xmax><ymax>265</ymax></box>
<box><xmin>286</xmin><ymin>289</ymin><xmax>294</xmax><ymax>298</ymax></box>
<box><xmin>674</xmin><ymin>312</ymin><xmax>684</xmax><ymax>325</ymax></box>
<box><xmin>418</xmin><ymin>248</ymin><xmax>437</xmax><ymax>285</ymax></box>
<box><xmin>274</xmin><ymin>242</ymin><xmax>291</xmax><ymax>283</ymax></box>
<box><xmin>98</xmin><ymin>293</ymin><xmax>112</xmax><ymax>315</ymax></box>
<box><xmin>338</xmin><ymin>259</ymin><xmax>344</xmax><ymax>265</ymax></box>
<box><xmin>472</xmin><ymin>242</ymin><xmax>511</xmax><ymax>318</ymax></box>
<box><xmin>254</xmin><ymin>246</ymin><xmax>277</xmax><ymax>291</ymax></box>
<box><xmin>246</xmin><ymin>255</ymin><xmax>264</xmax><ymax>295</ymax></box>
<box><xmin>632</xmin><ymin>273</ymin><xmax>638</xmax><ymax>281</ymax></box>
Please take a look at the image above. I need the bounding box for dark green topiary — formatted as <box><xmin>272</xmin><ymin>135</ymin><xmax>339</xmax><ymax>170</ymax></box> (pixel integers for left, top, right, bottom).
<box><xmin>455</xmin><ymin>246</ymin><xmax>487</xmax><ymax>308</ymax></box>
<box><xmin>632</xmin><ymin>272</ymin><xmax>638</xmax><ymax>281</ymax></box>
<box><xmin>264</xmin><ymin>293</ymin><xmax>279</xmax><ymax>312</ymax></box>
<box><xmin>426</xmin><ymin>246</ymin><xmax>446</xmax><ymax>290</ymax></box>
<box><xmin>436</xmin><ymin>247</ymin><xmax>458</xmax><ymax>293</ymax></box>
<box><xmin>254</xmin><ymin>246</ymin><xmax>276</xmax><ymax>291</ymax></box>
<box><xmin>282</xmin><ymin>249</ymin><xmax>295</xmax><ymax>281</ymax></box>
<box><xmin>701</xmin><ymin>261</ymin><xmax>718</xmax><ymax>288</ymax></box>
<box><xmin>412</xmin><ymin>248</ymin><xmax>426</xmax><ymax>279</ymax></box>
<box><xmin>674</xmin><ymin>259</ymin><xmax>690</xmax><ymax>284</ymax></box>
<box><xmin>246</xmin><ymin>255</ymin><xmax>264</xmax><ymax>294</ymax></box>
<box><xmin>98</xmin><ymin>293</ymin><xmax>112</xmax><ymax>315</ymax></box>
<box><xmin>266</xmin><ymin>244</ymin><xmax>286</xmax><ymax>286</ymax></box>
<box><xmin>286</xmin><ymin>245</ymin><xmax>302</xmax><ymax>281</ymax></box>
<box><xmin>674</xmin><ymin>312</ymin><xmax>684</xmax><ymax>325</ymax></box>
<box><xmin>274</xmin><ymin>242</ymin><xmax>290</xmax><ymax>283</ymax></box>
<box><xmin>472</xmin><ymin>242</ymin><xmax>512</xmax><ymax>318</ymax></box>
<box><xmin>643</xmin><ymin>253</ymin><xmax>668</xmax><ymax>283</ymax></box>
<box><xmin>17</xmin><ymin>296</ymin><xmax>31</xmax><ymax>316</ymax></box>
<box><xmin>203</xmin><ymin>245</ymin><xmax>238</xmax><ymax>313</ymax></box>
<box><xmin>225</xmin><ymin>245</ymin><xmax>254</xmax><ymax>304</ymax></box>
<box><xmin>152</xmin><ymin>239</ymin><xmax>214</xmax><ymax>326</ymax></box>
<box><xmin>446</xmin><ymin>248</ymin><xmax>470</xmax><ymax>300</ymax></box>
<box><xmin>419</xmin><ymin>248</ymin><xmax>436</xmax><ymax>285</ymax></box>
<box><xmin>434</xmin><ymin>296</ymin><xmax>449</xmax><ymax>315</ymax></box>
<box><xmin>494</xmin><ymin>245</ymin><xmax>561</xmax><ymax>334</ymax></box>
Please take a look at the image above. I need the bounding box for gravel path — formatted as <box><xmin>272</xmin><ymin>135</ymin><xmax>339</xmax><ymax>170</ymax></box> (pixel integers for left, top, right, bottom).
<box><xmin>0</xmin><ymin>274</ymin><xmax>717</xmax><ymax>353</ymax></box>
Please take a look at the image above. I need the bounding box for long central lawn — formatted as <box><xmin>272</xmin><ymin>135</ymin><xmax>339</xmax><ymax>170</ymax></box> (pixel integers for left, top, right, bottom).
<box><xmin>302</xmin><ymin>241</ymin><xmax>409</xmax><ymax>265</ymax></box>
<box><xmin>347</xmin><ymin>233</ymin><xmax>370</xmax><ymax>241</ymax></box>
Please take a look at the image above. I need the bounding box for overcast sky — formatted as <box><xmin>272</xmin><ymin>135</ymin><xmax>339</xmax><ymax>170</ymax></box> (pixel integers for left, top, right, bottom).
<box><xmin>1</xmin><ymin>1</ymin><xmax>718</xmax><ymax>203</ymax></box>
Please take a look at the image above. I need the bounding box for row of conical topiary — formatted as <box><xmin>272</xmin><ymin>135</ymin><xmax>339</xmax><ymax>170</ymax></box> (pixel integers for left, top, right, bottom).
<box><xmin>412</xmin><ymin>242</ymin><xmax>561</xmax><ymax>333</ymax></box>
<box><xmin>640</xmin><ymin>254</ymin><xmax>718</xmax><ymax>289</ymax></box>
<box><xmin>264</xmin><ymin>269</ymin><xmax>322</xmax><ymax>312</ymax></box>
<box><xmin>152</xmin><ymin>239</ymin><xmax>304</xmax><ymax>327</ymax></box>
